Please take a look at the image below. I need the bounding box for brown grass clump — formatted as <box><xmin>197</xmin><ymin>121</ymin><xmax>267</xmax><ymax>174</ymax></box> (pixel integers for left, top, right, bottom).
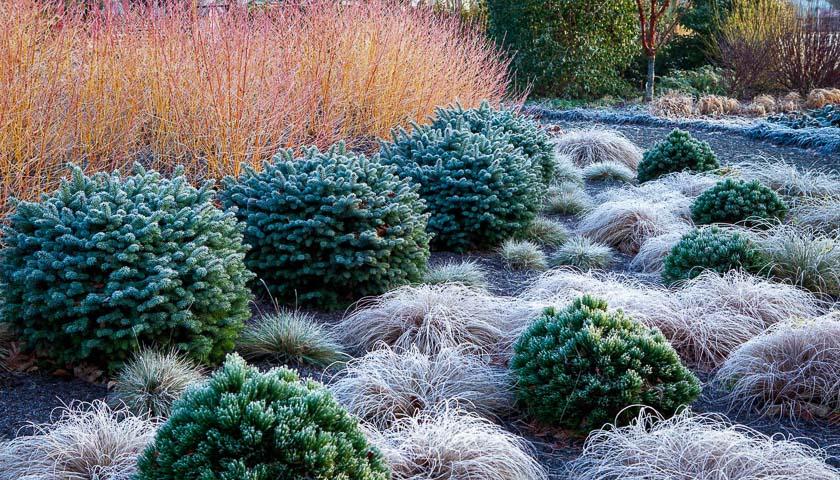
<box><xmin>329</xmin><ymin>346</ymin><xmax>513</xmax><ymax>429</ymax></box>
<box><xmin>0</xmin><ymin>401</ymin><xmax>157</xmax><ymax>480</ymax></box>
<box><xmin>0</xmin><ymin>0</ymin><xmax>513</xmax><ymax>217</ymax></box>
<box><xmin>697</xmin><ymin>95</ymin><xmax>741</xmax><ymax>116</ymax></box>
<box><xmin>335</xmin><ymin>284</ymin><xmax>531</xmax><ymax>357</ymax></box>
<box><xmin>740</xmin><ymin>103</ymin><xmax>767</xmax><ymax>117</ymax></box>
<box><xmin>716</xmin><ymin>315</ymin><xmax>840</xmax><ymax>420</ymax></box>
<box><xmin>577</xmin><ymin>200</ymin><xmax>687</xmax><ymax>255</ymax></box>
<box><xmin>552</xmin><ymin>129</ymin><xmax>643</xmax><ymax>170</ymax></box>
<box><xmin>629</xmin><ymin>231</ymin><xmax>686</xmax><ymax>273</ymax></box>
<box><xmin>791</xmin><ymin>194</ymin><xmax>840</xmax><ymax>233</ymax></box>
<box><xmin>778</xmin><ymin>92</ymin><xmax>803</xmax><ymax>113</ymax></box>
<box><xmin>805</xmin><ymin>88</ymin><xmax>840</xmax><ymax>108</ymax></box>
<box><xmin>650</xmin><ymin>92</ymin><xmax>695</xmax><ymax>119</ymax></box>
<box><xmin>735</xmin><ymin>157</ymin><xmax>840</xmax><ymax>197</ymax></box>
<box><xmin>366</xmin><ymin>408</ymin><xmax>548</xmax><ymax>480</ymax></box>
<box><xmin>751</xmin><ymin>94</ymin><xmax>777</xmax><ymax>114</ymax></box>
<box><xmin>569</xmin><ymin>408</ymin><xmax>840</xmax><ymax>480</ymax></box>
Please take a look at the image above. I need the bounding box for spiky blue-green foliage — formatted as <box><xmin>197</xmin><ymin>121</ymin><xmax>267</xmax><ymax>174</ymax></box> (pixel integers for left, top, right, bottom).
<box><xmin>136</xmin><ymin>354</ymin><xmax>389</xmax><ymax>480</ymax></box>
<box><xmin>430</xmin><ymin>101</ymin><xmax>556</xmax><ymax>186</ymax></box>
<box><xmin>379</xmin><ymin>124</ymin><xmax>543</xmax><ymax>252</ymax></box>
<box><xmin>0</xmin><ymin>165</ymin><xmax>253</xmax><ymax>370</ymax></box>
<box><xmin>662</xmin><ymin>226</ymin><xmax>763</xmax><ymax>285</ymax></box>
<box><xmin>691</xmin><ymin>178</ymin><xmax>787</xmax><ymax>226</ymax></box>
<box><xmin>221</xmin><ymin>143</ymin><xmax>430</xmax><ymax>309</ymax></box>
<box><xmin>511</xmin><ymin>296</ymin><xmax>700</xmax><ymax>431</ymax></box>
<box><xmin>638</xmin><ymin>129</ymin><xmax>719</xmax><ymax>183</ymax></box>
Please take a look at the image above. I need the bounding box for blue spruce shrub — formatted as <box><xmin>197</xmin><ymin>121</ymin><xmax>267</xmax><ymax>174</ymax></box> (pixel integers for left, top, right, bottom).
<box><xmin>662</xmin><ymin>226</ymin><xmax>763</xmax><ymax>285</ymax></box>
<box><xmin>430</xmin><ymin>101</ymin><xmax>557</xmax><ymax>185</ymax></box>
<box><xmin>637</xmin><ymin>129</ymin><xmax>719</xmax><ymax>183</ymax></box>
<box><xmin>220</xmin><ymin>143</ymin><xmax>430</xmax><ymax>309</ymax></box>
<box><xmin>379</xmin><ymin>124</ymin><xmax>543</xmax><ymax>252</ymax></box>
<box><xmin>511</xmin><ymin>295</ymin><xmax>700</xmax><ymax>431</ymax></box>
<box><xmin>0</xmin><ymin>165</ymin><xmax>253</xmax><ymax>370</ymax></box>
<box><xmin>691</xmin><ymin>178</ymin><xmax>787</xmax><ymax>226</ymax></box>
<box><xmin>136</xmin><ymin>353</ymin><xmax>389</xmax><ymax>480</ymax></box>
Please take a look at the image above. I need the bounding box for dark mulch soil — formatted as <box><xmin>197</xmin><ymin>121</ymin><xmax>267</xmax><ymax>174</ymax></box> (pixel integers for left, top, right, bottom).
<box><xmin>1</xmin><ymin>114</ymin><xmax>837</xmax><ymax>476</ymax></box>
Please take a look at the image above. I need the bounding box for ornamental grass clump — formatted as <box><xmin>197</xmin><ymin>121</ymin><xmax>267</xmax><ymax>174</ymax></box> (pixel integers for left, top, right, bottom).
<box><xmin>662</xmin><ymin>227</ymin><xmax>763</xmax><ymax>285</ymax></box>
<box><xmin>0</xmin><ymin>401</ymin><xmax>157</xmax><ymax>480</ymax></box>
<box><xmin>379</xmin><ymin>124</ymin><xmax>542</xmax><ymax>252</ymax></box>
<box><xmin>637</xmin><ymin>129</ymin><xmax>719</xmax><ymax>183</ymax></box>
<box><xmin>430</xmin><ymin>101</ymin><xmax>556</xmax><ymax>185</ymax></box>
<box><xmin>691</xmin><ymin>178</ymin><xmax>787</xmax><ymax>226</ymax></box>
<box><xmin>569</xmin><ymin>409</ymin><xmax>840</xmax><ymax>480</ymax></box>
<box><xmin>0</xmin><ymin>165</ymin><xmax>253</xmax><ymax>370</ymax></box>
<box><xmin>521</xmin><ymin>216</ymin><xmax>570</xmax><ymax>247</ymax></box>
<box><xmin>511</xmin><ymin>296</ymin><xmax>700</xmax><ymax>431</ymax></box>
<box><xmin>717</xmin><ymin>316</ymin><xmax>840</xmax><ymax>420</ymax></box>
<box><xmin>111</xmin><ymin>348</ymin><xmax>204</xmax><ymax>418</ymax></box>
<box><xmin>329</xmin><ymin>346</ymin><xmax>513</xmax><ymax>429</ymax></box>
<box><xmin>553</xmin><ymin>129</ymin><xmax>642</xmax><ymax>170</ymax></box>
<box><xmin>422</xmin><ymin>260</ymin><xmax>488</xmax><ymax>289</ymax></box>
<box><xmin>500</xmin><ymin>239</ymin><xmax>547</xmax><ymax>271</ymax></box>
<box><xmin>549</xmin><ymin>237</ymin><xmax>615</xmax><ymax>271</ymax></box>
<box><xmin>221</xmin><ymin>143</ymin><xmax>430</xmax><ymax>309</ymax></box>
<box><xmin>236</xmin><ymin>311</ymin><xmax>346</xmax><ymax>368</ymax></box>
<box><xmin>136</xmin><ymin>354</ymin><xmax>389</xmax><ymax>480</ymax></box>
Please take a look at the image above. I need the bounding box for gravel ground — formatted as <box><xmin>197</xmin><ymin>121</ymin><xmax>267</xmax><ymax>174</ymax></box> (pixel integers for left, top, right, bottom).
<box><xmin>0</xmin><ymin>114</ymin><xmax>837</xmax><ymax>476</ymax></box>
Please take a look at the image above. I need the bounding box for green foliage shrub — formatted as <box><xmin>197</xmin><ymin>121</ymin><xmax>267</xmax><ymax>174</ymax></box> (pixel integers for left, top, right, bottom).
<box><xmin>637</xmin><ymin>129</ymin><xmax>720</xmax><ymax>183</ymax></box>
<box><xmin>486</xmin><ymin>0</ymin><xmax>638</xmax><ymax>98</ymax></box>
<box><xmin>431</xmin><ymin>101</ymin><xmax>556</xmax><ymax>185</ymax></box>
<box><xmin>662</xmin><ymin>226</ymin><xmax>763</xmax><ymax>285</ymax></box>
<box><xmin>659</xmin><ymin>66</ymin><xmax>728</xmax><ymax>97</ymax></box>
<box><xmin>136</xmin><ymin>354</ymin><xmax>389</xmax><ymax>480</ymax></box>
<box><xmin>379</xmin><ymin>124</ymin><xmax>543</xmax><ymax>252</ymax></box>
<box><xmin>0</xmin><ymin>165</ymin><xmax>253</xmax><ymax>370</ymax></box>
<box><xmin>221</xmin><ymin>143</ymin><xmax>430</xmax><ymax>309</ymax></box>
<box><xmin>511</xmin><ymin>296</ymin><xmax>700</xmax><ymax>431</ymax></box>
<box><xmin>691</xmin><ymin>178</ymin><xmax>788</xmax><ymax>225</ymax></box>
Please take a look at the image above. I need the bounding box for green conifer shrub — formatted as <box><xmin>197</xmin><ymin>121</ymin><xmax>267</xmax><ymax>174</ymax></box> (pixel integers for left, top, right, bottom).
<box><xmin>662</xmin><ymin>226</ymin><xmax>763</xmax><ymax>285</ymax></box>
<box><xmin>637</xmin><ymin>129</ymin><xmax>719</xmax><ymax>183</ymax></box>
<box><xmin>0</xmin><ymin>165</ymin><xmax>253</xmax><ymax>370</ymax></box>
<box><xmin>691</xmin><ymin>178</ymin><xmax>788</xmax><ymax>226</ymax></box>
<box><xmin>136</xmin><ymin>354</ymin><xmax>389</xmax><ymax>480</ymax></box>
<box><xmin>430</xmin><ymin>101</ymin><xmax>556</xmax><ymax>185</ymax></box>
<box><xmin>511</xmin><ymin>296</ymin><xmax>700</xmax><ymax>431</ymax></box>
<box><xmin>220</xmin><ymin>143</ymin><xmax>430</xmax><ymax>309</ymax></box>
<box><xmin>379</xmin><ymin>124</ymin><xmax>543</xmax><ymax>252</ymax></box>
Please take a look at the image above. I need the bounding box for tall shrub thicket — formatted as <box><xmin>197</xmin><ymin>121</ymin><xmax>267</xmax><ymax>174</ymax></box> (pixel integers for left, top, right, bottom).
<box><xmin>486</xmin><ymin>0</ymin><xmax>638</xmax><ymax>97</ymax></box>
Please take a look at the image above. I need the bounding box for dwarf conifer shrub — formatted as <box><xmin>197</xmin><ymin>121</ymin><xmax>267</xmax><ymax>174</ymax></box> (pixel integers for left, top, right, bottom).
<box><xmin>511</xmin><ymin>296</ymin><xmax>700</xmax><ymax>431</ymax></box>
<box><xmin>691</xmin><ymin>178</ymin><xmax>787</xmax><ymax>226</ymax></box>
<box><xmin>662</xmin><ymin>227</ymin><xmax>763</xmax><ymax>285</ymax></box>
<box><xmin>379</xmin><ymin>124</ymin><xmax>543</xmax><ymax>252</ymax></box>
<box><xmin>430</xmin><ymin>102</ymin><xmax>556</xmax><ymax>185</ymax></box>
<box><xmin>0</xmin><ymin>165</ymin><xmax>253</xmax><ymax>370</ymax></box>
<box><xmin>221</xmin><ymin>143</ymin><xmax>430</xmax><ymax>309</ymax></box>
<box><xmin>637</xmin><ymin>130</ymin><xmax>719</xmax><ymax>183</ymax></box>
<box><xmin>136</xmin><ymin>354</ymin><xmax>389</xmax><ymax>480</ymax></box>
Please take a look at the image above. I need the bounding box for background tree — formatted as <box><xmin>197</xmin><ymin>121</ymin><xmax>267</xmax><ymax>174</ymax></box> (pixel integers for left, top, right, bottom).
<box><xmin>636</xmin><ymin>0</ymin><xmax>693</xmax><ymax>101</ymax></box>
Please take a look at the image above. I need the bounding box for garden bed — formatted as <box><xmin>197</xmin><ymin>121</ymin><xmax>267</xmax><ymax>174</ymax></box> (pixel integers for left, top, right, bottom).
<box><xmin>2</xmin><ymin>114</ymin><xmax>838</xmax><ymax>477</ymax></box>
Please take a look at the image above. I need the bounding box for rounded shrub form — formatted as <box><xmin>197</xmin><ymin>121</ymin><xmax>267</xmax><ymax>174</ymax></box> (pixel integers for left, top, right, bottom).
<box><xmin>221</xmin><ymin>143</ymin><xmax>430</xmax><ymax>309</ymax></box>
<box><xmin>511</xmin><ymin>296</ymin><xmax>700</xmax><ymax>431</ymax></box>
<box><xmin>691</xmin><ymin>178</ymin><xmax>787</xmax><ymax>226</ymax></box>
<box><xmin>662</xmin><ymin>226</ymin><xmax>763</xmax><ymax>285</ymax></box>
<box><xmin>637</xmin><ymin>129</ymin><xmax>719</xmax><ymax>183</ymax></box>
<box><xmin>136</xmin><ymin>353</ymin><xmax>390</xmax><ymax>480</ymax></box>
<box><xmin>0</xmin><ymin>165</ymin><xmax>253</xmax><ymax>370</ymax></box>
<box><xmin>379</xmin><ymin>124</ymin><xmax>543</xmax><ymax>252</ymax></box>
<box><xmin>430</xmin><ymin>101</ymin><xmax>556</xmax><ymax>185</ymax></box>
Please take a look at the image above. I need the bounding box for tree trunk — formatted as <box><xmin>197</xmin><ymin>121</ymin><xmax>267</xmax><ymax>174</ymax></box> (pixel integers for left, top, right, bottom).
<box><xmin>645</xmin><ymin>55</ymin><xmax>656</xmax><ymax>102</ymax></box>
